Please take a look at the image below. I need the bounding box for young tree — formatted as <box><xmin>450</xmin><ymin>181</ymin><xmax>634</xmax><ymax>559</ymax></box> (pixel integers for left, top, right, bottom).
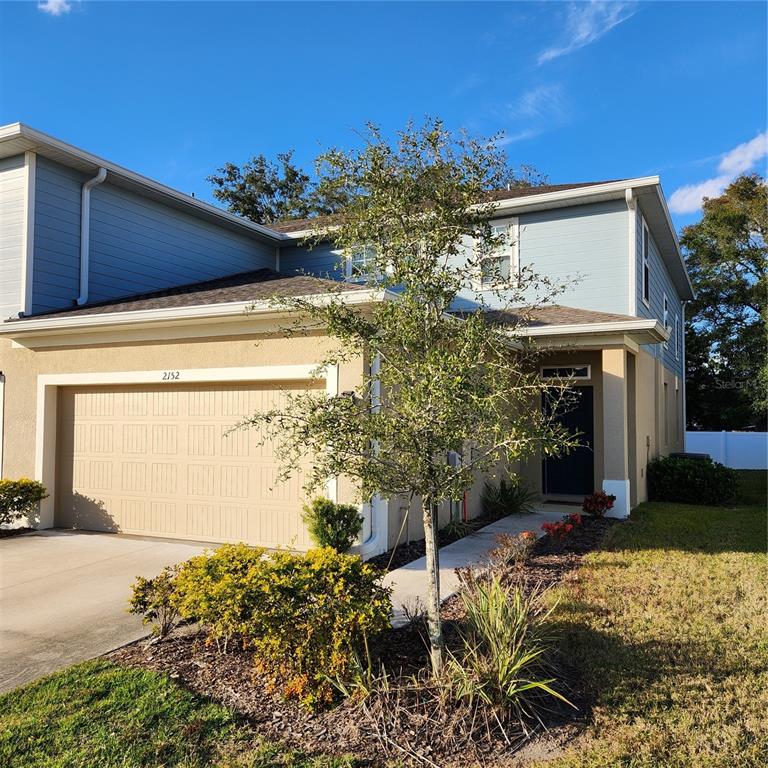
<box><xmin>681</xmin><ymin>174</ymin><xmax>767</xmax><ymax>430</ymax></box>
<box><xmin>241</xmin><ymin>120</ymin><xmax>574</xmax><ymax>672</ymax></box>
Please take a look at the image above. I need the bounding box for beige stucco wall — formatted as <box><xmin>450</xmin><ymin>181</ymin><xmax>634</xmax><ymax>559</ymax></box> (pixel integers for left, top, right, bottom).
<box><xmin>0</xmin><ymin>321</ymin><xmax>365</xmax><ymax>516</ymax></box>
<box><xmin>519</xmin><ymin>349</ymin><xmax>605</xmax><ymax>498</ymax></box>
<box><xmin>632</xmin><ymin>348</ymin><xmax>684</xmax><ymax>504</ymax></box>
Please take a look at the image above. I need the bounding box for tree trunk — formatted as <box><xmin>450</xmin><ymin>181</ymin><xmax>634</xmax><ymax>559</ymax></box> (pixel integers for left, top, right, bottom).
<box><xmin>422</xmin><ymin>495</ymin><xmax>444</xmax><ymax>675</ymax></box>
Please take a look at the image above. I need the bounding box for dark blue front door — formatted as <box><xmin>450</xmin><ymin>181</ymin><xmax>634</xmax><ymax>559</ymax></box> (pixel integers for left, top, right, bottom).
<box><xmin>542</xmin><ymin>386</ymin><xmax>595</xmax><ymax>495</ymax></box>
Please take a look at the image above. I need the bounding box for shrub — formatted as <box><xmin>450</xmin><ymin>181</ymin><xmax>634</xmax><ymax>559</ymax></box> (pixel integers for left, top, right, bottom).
<box><xmin>248</xmin><ymin>548</ymin><xmax>391</xmax><ymax>708</ymax></box>
<box><xmin>172</xmin><ymin>543</ymin><xmax>392</xmax><ymax>709</ymax></box>
<box><xmin>447</xmin><ymin>569</ymin><xmax>571</xmax><ymax>722</ymax></box>
<box><xmin>481</xmin><ymin>476</ymin><xmax>536</xmax><ymax>519</ymax></box>
<box><xmin>128</xmin><ymin>565</ymin><xmax>180</xmax><ymax>639</ymax></box>
<box><xmin>302</xmin><ymin>497</ymin><xmax>363</xmax><ymax>552</ymax></box>
<box><xmin>0</xmin><ymin>478</ymin><xmax>48</xmax><ymax>526</ymax></box>
<box><xmin>173</xmin><ymin>543</ymin><xmax>268</xmax><ymax>647</ymax></box>
<box><xmin>488</xmin><ymin>530</ymin><xmax>537</xmax><ymax>570</ymax></box>
<box><xmin>647</xmin><ymin>455</ymin><xmax>738</xmax><ymax>505</ymax></box>
<box><xmin>582</xmin><ymin>490</ymin><xmax>616</xmax><ymax>517</ymax></box>
<box><xmin>542</xmin><ymin>513</ymin><xmax>582</xmax><ymax>540</ymax></box>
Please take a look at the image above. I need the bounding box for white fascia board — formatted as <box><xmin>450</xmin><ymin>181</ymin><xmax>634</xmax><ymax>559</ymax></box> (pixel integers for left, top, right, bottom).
<box><xmin>0</xmin><ymin>288</ymin><xmax>389</xmax><ymax>337</ymax></box>
<box><xmin>0</xmin><ymin>123</ymin><xmax>290</xmax><ymax>246</ymax></box>
<box><xmin>513</xmin><ymin>318</ymin><xmax>668</xmax><ymax>342</ymax></box>
<box><xmin>487</xmin><ymin>177</ymin><xmax>661</xmax><ymax>215</ymax></box>
<box><xmin>278</xmin><ymin>177</ymin><xmax>664</xmax><ymax>241</ymax></box>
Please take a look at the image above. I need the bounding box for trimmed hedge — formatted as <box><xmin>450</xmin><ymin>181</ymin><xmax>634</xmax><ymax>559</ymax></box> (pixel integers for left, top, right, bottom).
<box><xmin>647</xmin><ymin>455</ymin><xmax>738</xmax><ymax>506</ymax></box>
<box><xmin>0</xmin><ymin>478</ymin><xmax>48</xmax><ymax>526</ymax></box>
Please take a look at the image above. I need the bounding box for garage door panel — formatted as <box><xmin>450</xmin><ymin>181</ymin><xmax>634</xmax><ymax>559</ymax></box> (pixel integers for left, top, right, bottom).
<box><xmin>55</xmin><ymin>381</ymin><xmax>319</xmax><ymax>547</ymax></box>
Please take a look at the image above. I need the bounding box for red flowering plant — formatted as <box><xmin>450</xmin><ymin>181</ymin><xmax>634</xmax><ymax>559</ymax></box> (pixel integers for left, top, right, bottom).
<box><xmin>541</xmin><ymin>513</ymin><xmax>583</xmax><ymax>540</ymax></box>
<box><xmin>582</xmin><ymin>491</ymin><xmax>616</xmax><ymax>517</ymax></box>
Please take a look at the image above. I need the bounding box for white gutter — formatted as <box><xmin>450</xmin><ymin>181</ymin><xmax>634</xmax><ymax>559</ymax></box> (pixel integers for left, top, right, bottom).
<box><xmin>77</xmin><ymin>167</ymin><xmax>107</xmax><ymax>306</ymax></box>
<box><xmin>0</xmin><ymin>123</ymin><xmax>288</xmax><ymax>245</ymax></box>
<box><xmin>0</xmin><ymin>288</ymin><xmax>394</xmax><ymax>337</ymax></box>
<box><xmin>514</xmin><ymin>317</ymin><xmax>668</xmax><ymax>340</ymax></box>
<box><xmin>278</xmin><ymin>177</ymin><xmax>664</xmax><ymax>240</ymax></box>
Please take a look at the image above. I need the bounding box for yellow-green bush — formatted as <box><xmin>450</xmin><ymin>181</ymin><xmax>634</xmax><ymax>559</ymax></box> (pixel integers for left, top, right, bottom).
<box><xmin>0</xmin><ymin>478</ymin><xmax>47</xmax><ymax>526</ymax></box>
<box><xmin>173</xmin><ymin>543</ymin><xmax>267</xmax><ymax>645</ymax></box>
<box><xmin>172</xmin><ymin>544</ymin><xmax>392</xmax><ymax>708</ymax></box>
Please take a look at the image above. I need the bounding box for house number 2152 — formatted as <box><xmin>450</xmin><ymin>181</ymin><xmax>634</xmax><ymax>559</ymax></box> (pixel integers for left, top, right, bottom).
<box><xmin>162</xmin><ymin>370</ymin><xmax>180</xmax><ymax>380</ymax></box>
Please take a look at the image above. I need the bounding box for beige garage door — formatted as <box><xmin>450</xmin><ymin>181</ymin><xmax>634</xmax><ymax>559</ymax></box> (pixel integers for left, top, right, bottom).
<box><xmin>55</xmin><ymin>381</ymin><xmax>319</xmax><ymax>548</ymax></box>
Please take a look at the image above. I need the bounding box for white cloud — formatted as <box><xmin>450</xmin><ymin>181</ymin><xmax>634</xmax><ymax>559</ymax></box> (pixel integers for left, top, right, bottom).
<box><xmin>538</xmin><ymin>2</ymin><xmax>637</xmax><ymax>65</ymax></box>
<box><xmin>499</xmin><ymin>84</ymin><xmax>569</xmax><ymax>144</ymax></box>
<box><xmin>717</xmin><ymin>130</ymin><xmax>768</xmax><ymax>176</ymax></box>
<box><xmin>38</xmin><ymin>0</ymin><xmax>72</xmax><ymax>16</ymax></box>
<box><xmin>668</xmin><ymin>131</ymin><xmax>768</xmax><ymax>214</ymax></box>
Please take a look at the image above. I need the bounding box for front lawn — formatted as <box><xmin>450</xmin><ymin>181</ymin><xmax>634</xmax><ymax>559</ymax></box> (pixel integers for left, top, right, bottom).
<box><xmin>542</xmin><ymin>488</ymin><xmax>767</xmax><ymax>766</ymax></box>
<box><xmin>3</xmin><ymin>474</ymin><xmax>765</xmax><ymax>767</ymax></box>
<box><xmin>0</xmin><ymin>659</ymin><xmax>359</xmax><ymax>768</ymax></box>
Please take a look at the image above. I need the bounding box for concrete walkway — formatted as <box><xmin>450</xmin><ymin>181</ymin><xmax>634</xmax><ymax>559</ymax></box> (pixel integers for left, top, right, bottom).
<box><xmin>383</xmin><ymin>505</ymin><xmax>575</xmax><ymax>627</ymax></box>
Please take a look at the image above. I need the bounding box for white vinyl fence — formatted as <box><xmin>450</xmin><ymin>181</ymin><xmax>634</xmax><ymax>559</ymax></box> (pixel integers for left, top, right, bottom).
<box><xmin>685</xmin><ymin>431</ymin><xmax>768</xmax><ymax>470</ymax></box>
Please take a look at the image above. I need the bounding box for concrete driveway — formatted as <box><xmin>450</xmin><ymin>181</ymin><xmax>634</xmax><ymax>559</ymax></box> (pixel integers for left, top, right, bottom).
<box><xmin>0</xmin><ymin>530</ymin><xmax>207</xmax><ymax>693</ymax></box>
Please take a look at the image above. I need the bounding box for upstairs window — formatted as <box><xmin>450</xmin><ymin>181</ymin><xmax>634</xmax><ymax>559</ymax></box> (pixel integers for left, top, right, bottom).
<box><xmin>477</xmin><ymin>218</ymin><xmax>519</xmax><ymax>289</ymax></box>
<box><xmin>346</xmin><ymin>245</ymin><xmax>377</xmax><ymax>281</ymax></box>
<box><xmin>642</xmin><ymin>220</ymin><xmax>651</xmax><ymax>306</ymax></box>
<box><xmin>662</xmin><ymin>294</ymin><xmax>672</xmax><ymax>349</ymax></box>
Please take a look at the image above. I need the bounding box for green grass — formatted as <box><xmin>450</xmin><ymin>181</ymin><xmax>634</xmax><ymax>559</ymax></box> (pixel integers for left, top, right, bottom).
<box><xmin>736</xmin><ymin>468</ymin><xmax>767</xmax><ymax>506</ymax></box>
<box><xmin>541</xmin><ymin>483</ymin><xmax>768</xmax><ymax>767</ymax></box>
<box><xmin>0</xmin><ymin>660</ymin><xmax>360</xmax><ymax>768</ymax></box>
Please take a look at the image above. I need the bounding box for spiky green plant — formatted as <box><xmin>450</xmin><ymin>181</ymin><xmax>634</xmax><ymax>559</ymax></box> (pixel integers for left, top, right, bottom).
<box><xmin>480</xmin><ymin>476</ymin><xmax>537</xmax><ymax>519</ymax></box>
<box><xmin>447</xmin><ymin>570</ymin><xmax>572</xmax><ymax>725</ymax></box>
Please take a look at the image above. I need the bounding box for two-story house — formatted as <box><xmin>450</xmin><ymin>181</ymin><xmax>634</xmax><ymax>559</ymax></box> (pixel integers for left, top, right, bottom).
<box><xmin>0</xmin><ymin>123</ymin><xmax>692</xmax><ymax>556</ymax></box>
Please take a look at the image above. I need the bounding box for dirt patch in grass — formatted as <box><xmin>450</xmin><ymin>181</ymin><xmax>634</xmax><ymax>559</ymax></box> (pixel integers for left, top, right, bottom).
<box><xmin>108</xmin><ymin>517</ymin><xmax>616</xmax><ymax>767</ymax></box>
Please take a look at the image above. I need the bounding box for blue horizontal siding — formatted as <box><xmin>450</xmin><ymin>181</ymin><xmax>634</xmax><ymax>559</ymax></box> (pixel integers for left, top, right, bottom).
<box><xmin>31</xmin><ymin>156</ymin><xmax>277</xmax><ymax>313</ymax></box>
<box><xmin>32</xmin><ymin>157</ymin><xmax>83</xmax><ymax>313</ymax></box>
<box><xmin>636</xmin><ymin>209</ymin><xmax>683</xmax><ymax>375</ymax></box>
<box><xmin>453</xmin><ymin>199</ymin><xmax>630</xmax><ymax>315</ymax></box>
<box><xmin>279</xmin><ymin>242</ymin><xmax>345</xmax><ymax>279</ymax></box>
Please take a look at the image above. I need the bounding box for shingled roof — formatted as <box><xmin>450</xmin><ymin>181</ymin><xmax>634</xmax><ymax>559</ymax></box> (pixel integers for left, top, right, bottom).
<box><xmin>269</xmin><ymin>181</ymin><xmax>624</xmax><ymax>234</ymax></box>
<box><xmin>485</xmin><ymin>305</ymin><xmax>641</xmax><ymax>328</ymax></box>
<box><xmin>8</xmin><ymin>269</ymin><xmax>365</xmax><ymax>322</ymax></box>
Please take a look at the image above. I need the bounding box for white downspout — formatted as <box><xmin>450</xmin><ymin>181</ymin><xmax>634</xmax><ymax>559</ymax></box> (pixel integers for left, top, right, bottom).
<box><xmin>76</xmin><ymin>167</ymin><xmax>107</xmax><ymax>305</ymax></box>
<box><xmin>358</xmin><ymin>351</ymin><xmax>389</xmax><ymax>559</ymax></box>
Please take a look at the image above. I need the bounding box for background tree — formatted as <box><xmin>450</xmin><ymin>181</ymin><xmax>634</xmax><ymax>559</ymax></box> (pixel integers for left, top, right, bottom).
<box><xmin>208</xmin><ymin>149</ymin><xmax>546</xmax><ymax>226</ymax></box>
<box><xmin>680</xmin><ymin>174</ymin><xmax>767</xmax><ymax>430</ymax></box>
<box><xmin>238</xmin><ymin>119</ymin><xmax>573</xmax><ymax>673</ymax></box>
<box><xmin>207</xmin><ymin>151</ymin><xmax>343</xmax><ymax>225</ymax></box>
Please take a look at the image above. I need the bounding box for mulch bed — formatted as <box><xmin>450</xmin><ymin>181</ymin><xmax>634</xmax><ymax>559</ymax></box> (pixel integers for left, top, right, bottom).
<box><xmin>107</xmin><ymin>516</ymin><xmax>618</xmax><ymax>767</ymax></box>
<box><xmin>368</xmin><ymin>512</ymin><xmax>520</xmax><ymax>572</ymax></box>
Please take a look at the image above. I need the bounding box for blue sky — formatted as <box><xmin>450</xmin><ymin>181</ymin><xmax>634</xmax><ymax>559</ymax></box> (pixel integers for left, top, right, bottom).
<box><xmin>0</xmin><ymin>1</ymin><xmax>765</xmax><ymax>228</ymax></box>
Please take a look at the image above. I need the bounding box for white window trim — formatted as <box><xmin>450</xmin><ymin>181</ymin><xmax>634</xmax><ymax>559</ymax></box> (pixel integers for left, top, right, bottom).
<box><xmin>662</xmin><ymin>293</ymin><xmax>669</xmax><ymax>349</ymax></box>
<box><xmin>641</xmin><ymin>218</ymin><xmax>651</xmax><ymax>309</ymax></box>
<box><xmin>345</xmin><ymin>245</ymin><xmax>378</xmax><ymax>283</ymax></box>
<box><xmin>475</xmin><ymin>217</ymin><xmax>520</xmax><ymax>290</ymax></box>
<box><xmin>540</xmin><ymin>364</ymin><xmax>592</xmax><ymax>381</ymax></box>
<box><xmin>33</xmin><ymin>364</ymin><xmax>339</xmax><ymax>529</ymax></box>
